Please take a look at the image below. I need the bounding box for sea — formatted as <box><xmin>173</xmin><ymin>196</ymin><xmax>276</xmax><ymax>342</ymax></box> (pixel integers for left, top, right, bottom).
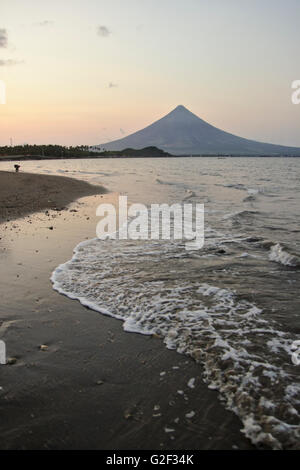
<box><xmin>1</xmin><ymin>156</ymin><xmax>299</xmax><ymax>449</ymax></box>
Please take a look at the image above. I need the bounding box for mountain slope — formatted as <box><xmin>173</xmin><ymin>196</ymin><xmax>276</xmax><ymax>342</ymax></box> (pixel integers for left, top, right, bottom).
<box><xmin>95</xmin><ymin>105</ymin><xmax>300</xmax><ymax>156</ymax></box>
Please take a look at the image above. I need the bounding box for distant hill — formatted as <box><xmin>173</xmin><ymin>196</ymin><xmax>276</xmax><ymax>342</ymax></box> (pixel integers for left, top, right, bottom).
<box><xmin>94</xmin><ymin>105</ymin><xmax>300</xmax><ymax>156</ymax></box>
<box><xmin>100</xmin><ymin>146</ymin><xmax>171</xmax><ymax>157</ymax></box>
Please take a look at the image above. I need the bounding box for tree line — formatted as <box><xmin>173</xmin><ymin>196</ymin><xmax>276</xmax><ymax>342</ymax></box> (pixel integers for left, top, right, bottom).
<box><xmin>0</xmin><ymin>144</ymin><xmax>171</xmax><ymax>159</ymax></box>
<box><xmin>0</xmin><ymin>144</ymin><xmax>102</xmax><ymax>158</ymax></box>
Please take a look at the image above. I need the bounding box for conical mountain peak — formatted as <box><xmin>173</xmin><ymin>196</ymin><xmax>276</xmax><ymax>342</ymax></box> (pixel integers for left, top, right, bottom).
<box><xmin>96</xmin><ymin>106</ymin><xmax>300</xmax><ymax>156</ymax></box>
<box><xmin>170</xmin><ymin>105</ymin><xmax>194</xmax><ymax>115</ymax></box>
<box><xmin>174</xmin><ymin>105</ymin><xmax>187</xmax><ymax>111</ymax></box>
<box><xmin>164</xmin><ymin>105</ymin><xmax>202</xmax><ymax>123</ymax></box>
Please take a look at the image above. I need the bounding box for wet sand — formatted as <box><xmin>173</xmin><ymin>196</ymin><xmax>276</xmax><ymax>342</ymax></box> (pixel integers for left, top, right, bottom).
<box><xmin>0</xmin><ymin>170</ymin><xmax>106</xmax><ymax>223</ymax></box>
<box><xmin>0</xmin><ymin>171</ymin><xmax>254</xmax><ymax>450</ymax></box>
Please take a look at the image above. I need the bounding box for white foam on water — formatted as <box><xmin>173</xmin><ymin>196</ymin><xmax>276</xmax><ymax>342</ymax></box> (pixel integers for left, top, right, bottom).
<box><xmin>185</xmin><ymin>411</ymin><xmax>195</xmax><ymax>418</ymax></box>
<box><xmin>247</xmin><ymin>188</ymin><xmax>259</xmax><ymax>195</ymax></box>
<box><xmin>222</xmin><ymin>210</ymin><xmax>259</xmax><ymax>221</ymax></box>
<box><xmin>51</xmin><ymin>237</ymin><xmax>300</xmax><ymax>449</ymax></box>
<box><xmin>269</xmin><ymin>243</ymin><xmax>300</xmax><ymax>267</ymax></box>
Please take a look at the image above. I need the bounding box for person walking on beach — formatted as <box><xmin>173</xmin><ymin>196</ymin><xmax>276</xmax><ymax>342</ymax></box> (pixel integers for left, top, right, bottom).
<box><xmin>14</xmin><ymin>164</ymin><xmax>20</xmax><ymax>173</ymax></box>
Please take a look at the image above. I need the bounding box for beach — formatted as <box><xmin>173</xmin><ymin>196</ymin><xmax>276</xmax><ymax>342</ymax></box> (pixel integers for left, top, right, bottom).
<box><xmin>0</xmin><ymin>170</ymin><xmax>106</xmax><ymax>222</ymax></box>
<box><xmin>0</xmin><ymin>169</ymin><xmax>254</xmax><ymax>450</ymax></box>
<box><xmin>1</xmin><ymin>0</ymin><xmax>299</xmax><ymax>453</ymax></box>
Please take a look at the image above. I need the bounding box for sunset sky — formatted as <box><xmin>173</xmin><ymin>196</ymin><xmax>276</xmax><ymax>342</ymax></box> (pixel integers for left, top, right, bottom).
<box><xmin>1</xmin><ymin>0</ymin><xmax>300</xmax><ymax>146</ymax></box>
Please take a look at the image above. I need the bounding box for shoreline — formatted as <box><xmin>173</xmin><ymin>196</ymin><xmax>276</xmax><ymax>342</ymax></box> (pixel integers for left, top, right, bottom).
<box><xmin>0</xmin><ymin>170</ymin><xmax>106</xmax><ymax>223</ymax></box>
<box><xmin>0</xmin><ymin>171</ymin><xmax>254</xmax><ymax>450</ymax></box>
<box><xmin>1</xmin><ymin>155</ymin><xmax>300</xmax><ymax>164</ymax></box>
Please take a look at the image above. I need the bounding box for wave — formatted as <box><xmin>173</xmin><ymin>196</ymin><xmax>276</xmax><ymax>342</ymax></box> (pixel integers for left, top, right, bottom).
<box><xmin>216</xmin><ymin>183</ymin><xmax>263</xmax><ymax>201</ymax></box>
<box><xmin>182</xmin><ymin>189</ymin><xmax>197</xmax><ymax>201</ymax></box>
<box><xmin>218</xmin><ymin>183</ymin><xmax>246</xmax><ymax>190</ymax></box>
<box><xmin>156</xmin><ymin>178</ymin><xmax>178</xmax><ymax>186</ymax></box>
<box><xmin>243</xmin><ymin>189</ymin><xmax>259</xmax><ymax>202</ymax></box>
<box><xmin>222</xmin><ymin>210</ymin><xmax>259</xmax><ymax>221</ymax></box>
<box><xmin>217</xmin><ymin>183</ymin><xmax>260</xmax><ymax>192</ymax></box>
<box><xmin>269</xmin><ymin>243</ymin><xmax>300</xmax><ymax>267</ymax></box>
<box><xmin>243</xmin><ymin>195</ymin><xmax>256</xmax><ymax>202</ymax></box>
<box><xmin>156</xmin><ymin>178</ymin><xmax>191</xmax><ymax>191</ymax></box>
<box><xmin>75</xmin><ymin>170</ymin><xmax>118</xmax><ymax>177</ymax></box>
<box><xmin>51</xmin><ymin>238</ymin><xmax>300</xmax><ymax>449</ymax></box>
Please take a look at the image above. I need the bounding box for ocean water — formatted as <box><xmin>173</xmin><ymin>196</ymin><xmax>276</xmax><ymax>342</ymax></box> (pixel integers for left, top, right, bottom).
<box><xmin>2</xmin><ymin>156</ymin><xmax>300</xmax><ymax>448</ymax></box>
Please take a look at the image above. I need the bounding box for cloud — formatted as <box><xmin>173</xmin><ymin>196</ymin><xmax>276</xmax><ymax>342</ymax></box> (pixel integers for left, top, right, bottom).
<box><xmin>97</xmin><ymin>25</ymin><xmax>111</xmax><ymax>37</ymax></box>
<box><xmin>34</xmin><ymin>20</ymin><xmax>54</xmax><ymax>27</ymax></box>
<box><xmin>0</xmin><ymin>29</ymin><xmax>8</xmax><ymax>48</ymax></box>
<box><xmin>120</xmin><ymin>128</ymin><xmax>125</xmax><ymax>135</ymax></box>
<box><xmin>0</xmin><ymin>59</ymin><xmax>24</xmax><ymax>66</ymax></box>
<box><xmin>108</xmin><ymin>82</ymin><xmax>118</xmax><ymax>88</ymax></box>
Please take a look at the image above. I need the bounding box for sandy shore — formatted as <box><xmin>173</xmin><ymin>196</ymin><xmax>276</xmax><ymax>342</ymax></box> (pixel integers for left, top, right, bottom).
<box><xmin>0</xmin><ymin>171</ymin><xmax>254</xmax><ymax>450</ymax></box>
<box><xmin>0</xmin><ymin>170</ymin><xmax>106</xmax><ymax>223</ymax></box>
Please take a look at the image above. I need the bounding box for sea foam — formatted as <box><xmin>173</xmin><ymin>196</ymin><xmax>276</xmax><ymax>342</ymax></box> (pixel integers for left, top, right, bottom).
<box><xmin>269</xmin><ymin>243</ymin><xmax>300</xmax><ymax>267</ymax></box>
<box><xmin>51</xmin><ymin>237</ymin><xmax>300</xmax><ymax>449</ymax></box>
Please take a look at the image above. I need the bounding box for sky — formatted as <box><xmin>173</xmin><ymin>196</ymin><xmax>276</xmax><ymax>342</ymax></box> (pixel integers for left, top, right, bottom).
<box><xmin>0</xmin><ymin>0</ymin><xmax>300</xmax><ymax>147</ymax></box>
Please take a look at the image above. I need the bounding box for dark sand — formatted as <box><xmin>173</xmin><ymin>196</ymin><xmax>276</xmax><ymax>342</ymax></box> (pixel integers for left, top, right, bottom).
<box><xmin>0</xmin><ymin>171</ymin><xmax>254</xmax><ymax>450</ymax></box>
<box><xmin>0</xmin><ymin>170</ymin><xmax>106</xmax><ymax>223</ymax></box>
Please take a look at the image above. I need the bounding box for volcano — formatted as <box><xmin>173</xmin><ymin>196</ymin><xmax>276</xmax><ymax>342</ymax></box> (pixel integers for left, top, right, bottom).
<box><xmin>95</xmin><ymin>105</ymin><xmax>300</xmax><ymax>156</ymax></box>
